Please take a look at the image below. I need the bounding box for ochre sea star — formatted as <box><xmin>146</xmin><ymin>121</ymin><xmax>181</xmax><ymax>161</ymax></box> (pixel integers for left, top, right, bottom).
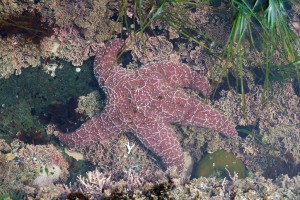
<box><xmin>59</xmin><ymin>39</ymin><xmax>237</xmax><ymax>173</ymax></box>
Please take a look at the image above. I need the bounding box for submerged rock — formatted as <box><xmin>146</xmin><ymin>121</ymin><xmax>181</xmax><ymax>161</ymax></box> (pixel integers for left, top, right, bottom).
<box><xmin>192</xmin><ymin>150</ymin><xmax>247</xmax><ymax>179</ymax></box>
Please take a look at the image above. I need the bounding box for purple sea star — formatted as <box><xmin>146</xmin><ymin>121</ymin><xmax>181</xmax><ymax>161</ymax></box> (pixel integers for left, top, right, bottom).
<box><xmin>59</xmin><ymin>39</ymin><xmax>237</xmax><ymax>173</ymax></box>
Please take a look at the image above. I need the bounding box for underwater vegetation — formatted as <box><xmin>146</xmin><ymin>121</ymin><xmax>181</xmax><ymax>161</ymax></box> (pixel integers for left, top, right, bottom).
<box><xmin>115</xmin><ymin>0</ymin><xmax>299</xmax><ymax>108</ymax></box>
<box><xmin>0</xmin><ymin>59</ymin><xmax>98</xmax><ymax>143</ymax></box>
<box><xmin>192</xmin><ymin>150</ymin><xmax>247</xmax><ymax>179</ymax></box>
<box><xmin>215</xmin><ymin>0</ymin><xmax>299</xmax><ymax>107</ymax></box>
<box><xmin>115</xmin><ymin>0</ymin><xmax>210</xmax><ymax>45</ymax></box>
<box><xmin>0</xmin><ymin>191</ymin><xmax>24</xmax><ymax>200</ymax></box>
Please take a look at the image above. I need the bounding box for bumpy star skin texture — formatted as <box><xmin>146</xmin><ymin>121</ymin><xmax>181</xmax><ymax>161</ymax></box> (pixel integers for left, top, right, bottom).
<box><xmin>59</xmin><ymin>39</ymin><xmax>237</xmax><ymax>173</ymax></box>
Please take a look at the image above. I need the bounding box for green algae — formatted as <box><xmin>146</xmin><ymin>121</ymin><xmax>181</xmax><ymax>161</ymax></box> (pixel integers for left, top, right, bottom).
<box><xmin>192</xmin><ymin>150</ymin><xmax>247</xmax><ymax>179</ymax></box>
<box><xmin>0</xmin><ymin>191</ymin><xmax>24</xmax><ymax>200</ymax></box>
<box><xmin>0</xmin><ymin>58</ymin><xmax>99</xmax><ymax>143</ymax></box>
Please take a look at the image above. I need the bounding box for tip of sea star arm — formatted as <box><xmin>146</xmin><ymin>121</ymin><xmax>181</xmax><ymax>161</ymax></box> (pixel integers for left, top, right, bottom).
<box><xmin>99</xmin><ymin>38</ymin><xmax>126</xmax><ymax>58</ymax></box>
<box><xmin>135</xmin><ymin>120</ymin><xmax>185</xmax><ymax>174</ymax></box>
<box><xmin>219</xmin><ymin>121</ymin><xmax>238</xmax><ymax>137</ymax></box>
<box><xmin>57</xmin><ymin>121</ymin><xmax>94</xmax><ymax>149</ymax></box>
<box><xmin>58</xmin><ymin>113</ymin><xmax>119</xmax><ymax>149</ymax></box>
<box><xmin>58</xmin><ymin>131</ymin><xmax>78</xmax><ymax>148</ymax></box>
<box><xmin>94</xmin><ymin>38</ymin><xmax>126</xmax><ymax>80</ymax></box>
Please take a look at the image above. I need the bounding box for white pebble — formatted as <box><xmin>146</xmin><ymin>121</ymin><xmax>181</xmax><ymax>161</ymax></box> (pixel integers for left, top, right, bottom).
<box><xmin>75</xmin><ymin>67</ymin><xmax>81</xmax><ymax>73</ymax></box>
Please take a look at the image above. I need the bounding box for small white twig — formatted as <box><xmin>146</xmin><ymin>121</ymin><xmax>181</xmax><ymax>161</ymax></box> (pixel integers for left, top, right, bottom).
<box><xmin>221</xmin><ymin>177</ymin><xmax>227</xmax><ymax>191</ymax></box>
<box><xmin>225</xmin><ymin>167</ymin><xmax>238</xmax><ymax>181</ymax></box>
<box><xmin>125</xmin><ymin>142</ymin><xmax>135</xmax><ymax>155</ymax></box>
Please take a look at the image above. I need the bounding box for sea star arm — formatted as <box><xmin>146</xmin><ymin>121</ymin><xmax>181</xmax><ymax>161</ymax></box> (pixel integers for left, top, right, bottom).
<box><xmin>183</xmin><ymin>100</ymin><xmax>238</xmax><ymax>137</ymax></box>
<box><xmin>59</xmin><ymin>112</ymin><xmax>120</xmax><ymax>149</ymax></box>
<box><xmin>146</xmin><ymin>62</ymin><xmax>210</xmax><ymax>96</ymax></box>
<box><xmin>134</xmin><ymin>117</ymin><xmax>185</xmax><ymax>173</ymax></box>
<box><xmin>96</xmin><ymin>39</ymin><xmax>210</xmax><ymax>96</ymax></box>
<box><xmin>162</xmin><ymin>90</ymin><xmax>238</xmax><ymax>137</ymax></box>
<box><xmin>94</xmin><ymin>39</ymin><xmax>125</xmax><ymax>82</ymax></box>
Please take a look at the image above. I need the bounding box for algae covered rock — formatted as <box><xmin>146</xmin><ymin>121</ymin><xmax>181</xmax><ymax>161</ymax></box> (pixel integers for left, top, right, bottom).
<box><xmin>192</xmin><ymin>150</ymin><xmax>247</xmax><ymax>179</ymax></box>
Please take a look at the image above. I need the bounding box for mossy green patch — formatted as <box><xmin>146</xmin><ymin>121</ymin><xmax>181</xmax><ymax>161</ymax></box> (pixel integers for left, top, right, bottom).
<box><xmin>0</xmin><ymin>191</ymin><xmax>24</xmax><ymax>200</ymax></box>
<box><xmin>192</xmin><ymin>150</ymin><xmax>247</xmax><ymax>179</ymax></box>
<box><xmin>0</xmin><ymin>58</ymin><xmax>99</xmax><ymax>143</ymax></box>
